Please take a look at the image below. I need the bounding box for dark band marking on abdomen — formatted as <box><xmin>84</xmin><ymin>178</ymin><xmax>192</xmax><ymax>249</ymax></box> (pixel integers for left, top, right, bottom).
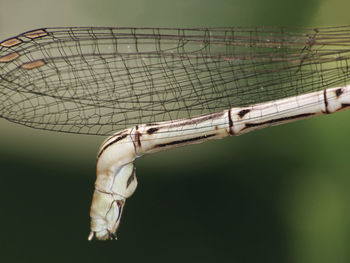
<box><xmin>339</xmin><ymin>103</ymin><xmax>350</xmax><ymax>110</ymax></box>
<box><xmin>97</xmin><ymin>133</ymin><xmax>128</xmax><ymax>158</ymax></box>
<box><xmin>243</xmin><ymin>113</ymin><xmax>315</xmax><ymax>129</ymax></box>
<box><xmin>154</xmin><ymin>133</ymin><xmax>216</xmax><ymax>148</ymax></box>
<box><xmin>147</xmin><ymin>127</ymin><xmax>159</xmax><ymax>135</ymax></box>
<box><xmin>126</xmin><ymin>167</ymin><xmax>136</xmax><ymax>188</ymax></box>
<box><xmin>167</xmin><ymin>111</ymin><xmax>226</xmax><ymax>129</ymax></box>
<box><xmin>324</xmin><ymin>90</ymin><xmax>330</xmax><ymax>114</ymax></box>
<box><xmin>135</xmin><ymin>131</ymin><xmax>142</xmax><ymax>147</ymax></box>
<box><xmin>238</xmin><ymin>109</ymin><xmax>250</xmax><ymax>118</ymax></box>
<box><xmin>336</xmin><ymin>88</ymin><xmax>344</xmax><ymax>98</ymax></box>
<box><xmin>145</xmin><ymin>123</ymin><xmax>159</xmax><ymax>126</ymax></box>
<box><xmin>228</xmin><ymin>110</ymin><xmax>234</xmax><ymax>135</ymax></box>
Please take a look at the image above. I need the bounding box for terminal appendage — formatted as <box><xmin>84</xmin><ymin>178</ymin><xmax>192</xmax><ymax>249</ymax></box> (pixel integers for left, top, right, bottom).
<box><xmin>89</xmin><ymin>128</ymin><xmax>138</xmax><ymax>240</ymax></box>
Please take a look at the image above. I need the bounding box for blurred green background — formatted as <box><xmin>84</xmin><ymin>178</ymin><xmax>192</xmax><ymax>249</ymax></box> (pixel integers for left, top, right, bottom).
<box><xmin>1</xmin><ymin>0</ymin><xmax>350</xmax><ymax>262</ymax></box>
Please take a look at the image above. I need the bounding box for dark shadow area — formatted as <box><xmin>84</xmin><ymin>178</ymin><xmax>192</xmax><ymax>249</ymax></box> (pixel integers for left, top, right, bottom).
<box><xmin>0</xmin><ymin>147</ymin><xmax>296</xmax><ymax>263</ymax></box>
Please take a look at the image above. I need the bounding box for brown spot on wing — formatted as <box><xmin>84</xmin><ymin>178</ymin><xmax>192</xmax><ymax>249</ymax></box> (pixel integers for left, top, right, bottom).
<box><xmin>21</xmin><ymin>60</ymin><xmax>45</xmax><ymax>69</ymax></box>
<box><xmin>0</xmin><ymin>52</ymin><xmax>19</xmax><ymax>62</ymax></box>
<box><xmin>1</xmin><ymin>38</ymin><xmax>22</xmax><ymax>47</ymax></box>
<box><xmin>23</xmin><ymin>29</ymin><xmax>48</xmax><ymax>39</ymax></box>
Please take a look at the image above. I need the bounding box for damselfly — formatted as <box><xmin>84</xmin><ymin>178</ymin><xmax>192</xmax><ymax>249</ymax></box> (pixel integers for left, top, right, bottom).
<box><xmin>1</xmin><ymin>26</ymin><xmax>350</xmax><ymax>240</ymax></box>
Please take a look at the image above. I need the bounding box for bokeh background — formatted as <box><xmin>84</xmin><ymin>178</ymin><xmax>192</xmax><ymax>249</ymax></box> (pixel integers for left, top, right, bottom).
<box><xmin>1</xmin><ymin>0</ymin><xmax>350</xmax><ymax>262</ymax></box>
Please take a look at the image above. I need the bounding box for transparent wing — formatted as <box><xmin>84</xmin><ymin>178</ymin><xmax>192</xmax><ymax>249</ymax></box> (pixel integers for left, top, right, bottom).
<box><xmin>1</xmin><ymin>26</ymin><xmax>350</xmax><ymax>135</ymax></box>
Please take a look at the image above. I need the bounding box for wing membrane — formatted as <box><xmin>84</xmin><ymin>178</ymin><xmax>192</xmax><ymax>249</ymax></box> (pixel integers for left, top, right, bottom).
<box><xmin>1</xmin><ymin>26</ymin><xmax>350</xmax><ymax>135</ymax></box>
